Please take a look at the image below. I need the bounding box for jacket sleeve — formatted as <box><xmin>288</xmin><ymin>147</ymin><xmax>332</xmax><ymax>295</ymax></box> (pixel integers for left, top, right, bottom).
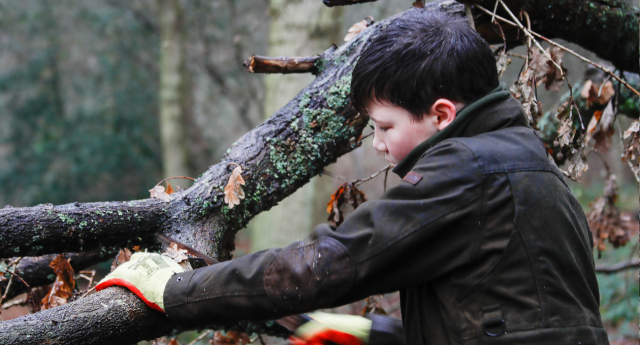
<box><xmin>163</xmin><ymin>140</ymin><xmax>483</xmax><ymax>327</ymax></box>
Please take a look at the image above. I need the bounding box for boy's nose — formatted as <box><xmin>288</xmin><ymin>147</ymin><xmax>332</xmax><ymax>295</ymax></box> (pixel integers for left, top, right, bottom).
<box><xmin>372</xmin><ymin>134</ymin><xmax>387</xmax><ymax>153</ymax></box>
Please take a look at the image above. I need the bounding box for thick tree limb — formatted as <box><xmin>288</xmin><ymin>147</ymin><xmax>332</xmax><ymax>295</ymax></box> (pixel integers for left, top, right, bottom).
<box><xmin>595</xmin><ymin>257</ymin><xmax>639</xmax><ymax>274</ymax></box>
<box><xmin>0</xmin><ymin>286</ymin><xmax>177</xmax><ymax>345</ymax></box>
<box><xmin>1</xmin><ymin>0</ymin><xmax>638</xmax><ymax>343</ymax></box>
<box><xmin>243</xmin><ymin>55</ymin><xmax>320</xmax><ymax>74</ymax></box>
<box><xmin>0</xmin><ymin>249</ymin><xmax>116</xmax><ymax>302</ymax></box>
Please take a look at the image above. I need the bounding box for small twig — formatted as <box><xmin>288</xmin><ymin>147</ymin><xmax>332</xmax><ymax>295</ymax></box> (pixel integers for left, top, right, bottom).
<box><xmin>490</xmin><ymin>45</ymin><xmax>527</xmax><ymax>59</ymax></box>
<box><xmin>383</xmin><ymin>168</ymin><xmax>389</xmax><ymax>193</ymax></box>
<box><xmin>154</xmin><ymin>176</ymin><xmax>196</xmax><ymax>188</ymax></box>
<box><xmin>595</xmin><ymin>257</ymin><xmax>639</xmax><ymax>274</ymax></box>
<box><xmin>475</xmin><ymin>4</ymin><xmax>640</xmax><ymax>98</ymax></box>
<box><xmin>321</xmin><ymin>169</ymin><xmax>348</xmax><ymax>182</ymax></box>
<box><xmin>79</xmin><ymin>286</ymin><xmax>96</xmax><ymax>299</ymax></box>
<box><xmin>464</xmin><ymin>3</ymin><xmax>475</xmax><ymax>31</ymax></box>
<box><xmin>490</xmin><ymin>0</ymin><xmax>499</xmax><ymax>24</ymax></box>
<box><xmin>354</xmin><ymin>165</ymin><xmax>394</xmax><ymax>186</ymax></box>
<box><xmin>256</xmin><ymin>334</ymin><xmax>266</xmax><ymax>345</ymax></box>
<box><xmin>597</xmin><ymin>74</ymin><xmax>613</xmax><ymax>98</ymax></box>
<box><xmin>3</xmin><ymin>270</ymin><xmax>29</xmax><ymax>289</ymax></box>
<box><xmin>187</xmin><ymin>329</ymin><xmax>213</xmax><ymax>345</ymax></box>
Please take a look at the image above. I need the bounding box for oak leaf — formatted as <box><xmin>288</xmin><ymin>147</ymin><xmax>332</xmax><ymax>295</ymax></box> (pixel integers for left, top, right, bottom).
<box><xmin>149</xmin><ymin>185</ymin><xmax>172</xmax><ymax>202</ymax></box>
<box><xmin>162</xmin><ymin>243</ymin><xmax>191</xmax><ymax>270</ymax></box>
<box><xmin>586</xmin><ymin>174</ymin><xmax>632</xmax><ymax>255</ymax></box>
<box><xmin>580</xmin><ymin>79</ymin><xmax>615</xmax><ymax>108</ymax></box>
<box><xmin>224</xmin><ymin>165</ymin><xmax>245</xmax><ymax>209</ymax></box>
<box><xmin>344</xmin><ymin>17</ymin><xmax>373</xmax><ymax>42</ymax></box>
<box><xmin>41</xmin><ymin>255</ymin><xmax>75</xmax><ymax>310</ymax></box>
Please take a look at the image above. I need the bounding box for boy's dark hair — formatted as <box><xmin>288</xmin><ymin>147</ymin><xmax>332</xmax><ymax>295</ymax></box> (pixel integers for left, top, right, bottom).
<box><xmin>351</xmin><ymin>10</ymin><xmax>499</xmax><ymax>121</ymax></box>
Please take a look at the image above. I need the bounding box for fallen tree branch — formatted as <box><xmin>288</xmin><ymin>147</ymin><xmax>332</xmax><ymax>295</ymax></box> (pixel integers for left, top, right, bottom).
<box><xmin>595</xmin><ymin>257</ymin><xmax>639</xmax><ymax>274</ymax></box>
<box><xmin>1</xmin><ymin>0</ymin><xmax>637</xmax><ymax>343</ymax></box>
<box><xmin>243</xmin><ymin>55</ymin><xmax>320</xmax><ymax>74</ymax></box>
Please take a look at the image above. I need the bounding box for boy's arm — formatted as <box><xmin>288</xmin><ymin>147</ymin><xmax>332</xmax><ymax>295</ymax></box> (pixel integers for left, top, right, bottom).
<box><xmin>161</xmin><ymin>140</ymin><xmax>483</xmax><ymax>327</ymax></box>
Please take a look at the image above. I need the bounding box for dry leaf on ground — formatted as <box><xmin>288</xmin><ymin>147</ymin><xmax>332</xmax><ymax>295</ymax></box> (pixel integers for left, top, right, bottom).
<box><xmin>41</xmin><ymin>255</ymin><xmax>75</xmax><ymax>310</ymax></box>
<box><xmin>149</xmin><ymin>185</ymin><xmax>172</xmax><ymax>202</ymax></box>
<box><xmin>110</xmin><ymin>248</ymin><xmax>133</xmax><ymax>272</ymax></box>
<box><xmin>224</xmin><ymin>165</ymin><xmax>245</xmax><ymax>209</ymax></box>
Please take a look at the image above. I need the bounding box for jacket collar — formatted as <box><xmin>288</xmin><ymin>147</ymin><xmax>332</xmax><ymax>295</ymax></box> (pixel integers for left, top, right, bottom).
<box><xmin>392</xmin><ymin>83</ymin><xmax>528</xmax><ymax>178</ymax></box>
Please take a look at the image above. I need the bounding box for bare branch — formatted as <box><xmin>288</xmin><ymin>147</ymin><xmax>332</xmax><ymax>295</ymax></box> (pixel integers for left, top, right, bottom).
<box><xmin>475</xmin><ymin>4</ymin><xmax>640</xmax><ymax>99</ymax></box>
<box><xmin>243</xmin><ymin>55</ymin><xmax>320</xmax><ymax>74</ymax></box>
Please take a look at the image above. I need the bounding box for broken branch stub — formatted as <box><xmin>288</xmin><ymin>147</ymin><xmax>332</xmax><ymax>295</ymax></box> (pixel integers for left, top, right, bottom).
<box><xmin>243</xmin><ymin>55</ymin><xmax>320</xmax><ymax>74</ymax></box>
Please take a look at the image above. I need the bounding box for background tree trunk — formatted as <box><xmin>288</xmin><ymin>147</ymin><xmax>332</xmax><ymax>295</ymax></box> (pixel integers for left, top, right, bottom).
<box><xmin>249</xmin><ymin>0</ymin><xmax>345</xmax><ymax>252</ymax></box>
<box><xmin>158</xmin><ymin>0</ymin><xmax>191</xmax><ymax>189</ymax></box>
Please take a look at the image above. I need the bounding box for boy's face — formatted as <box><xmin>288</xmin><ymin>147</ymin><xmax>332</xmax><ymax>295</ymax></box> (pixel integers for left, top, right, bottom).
<box><xmin>367</xmin><ymin>99</ymin><xmax>460</xmax><ymax>164</ymax></box>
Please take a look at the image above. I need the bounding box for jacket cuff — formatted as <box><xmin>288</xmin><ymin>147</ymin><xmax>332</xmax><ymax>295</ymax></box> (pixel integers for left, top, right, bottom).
<box><xmin>365</xmin><ymin>314</ymin><xmax>405</xmax><ymax>345</ymax></box>
<box><xmin>163</xmin><ymin>270</ymin><xmax>197</xmax><ymax>319</ymax></box>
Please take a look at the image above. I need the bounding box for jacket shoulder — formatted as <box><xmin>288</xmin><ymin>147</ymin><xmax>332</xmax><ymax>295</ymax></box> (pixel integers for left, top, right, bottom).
<box><xmin>446</xmin><ymin>127</ymin><xmax>560</xmax><ymax>177</ymax></box>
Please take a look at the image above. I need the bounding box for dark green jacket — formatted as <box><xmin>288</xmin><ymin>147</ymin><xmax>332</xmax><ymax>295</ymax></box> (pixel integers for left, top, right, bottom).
<box><xmin>164</xmin><ymin>91</ymin><xmax>608</xmax><ymax>344</ymax></box>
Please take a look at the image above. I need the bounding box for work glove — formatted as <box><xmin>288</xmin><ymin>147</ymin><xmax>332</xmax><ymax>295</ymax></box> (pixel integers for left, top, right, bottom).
<box><xmin>289</xmin><ymin>312</ymin><xmax>372</xmax><ymax>345</ymax></box>
<box><xmin>95</xmin><ymin>252</ymin><xmax>184</xmax><ymax>312</ymax></box>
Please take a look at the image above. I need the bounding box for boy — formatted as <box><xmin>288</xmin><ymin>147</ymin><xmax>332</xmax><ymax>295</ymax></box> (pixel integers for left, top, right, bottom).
<box><xmin>98</xmin><ymin>9</ymin><xmax>607</xmax><ymax>344</ymax></box>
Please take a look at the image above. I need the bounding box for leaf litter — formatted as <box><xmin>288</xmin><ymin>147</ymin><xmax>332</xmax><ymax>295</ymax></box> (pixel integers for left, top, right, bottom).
<box><xmin>41</xmin><ymin>255</ymin><xmax>75</xmax><ymax>310</ymax></box>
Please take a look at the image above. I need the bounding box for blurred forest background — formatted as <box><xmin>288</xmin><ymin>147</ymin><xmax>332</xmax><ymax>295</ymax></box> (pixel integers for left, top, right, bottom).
<box><xmin>0</xmin><ymin>0</ymin><xmax>637</xmax><ymax>344</ymax></box>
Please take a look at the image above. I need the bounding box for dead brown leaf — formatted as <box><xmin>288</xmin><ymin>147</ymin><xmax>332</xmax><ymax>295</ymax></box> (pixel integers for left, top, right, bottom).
<box><xmin>584</xmin><ymin>100</ymin><xmax>616</xmax><ymax>153</ymax></box>
<box><xmin>510</xmin><ymin>48</ymin><xmax>546</xmax><ymax>125</ymax></box>
<box><xmin>166</xmin><ymin>182</ymin><xmax>175</xmax><ymax>195</ymax></box>
<box><xmin>327</xmin><ymin>183</ymin><xmax>367</xmax><ymax>227</ymax></box>
<box><xmin>622</xmin><ymin>119</ymin><xmax>640</xmax><ymax>181</ymax></box>
<box><xmin>41</xmin><ymin>255</ymin><xmax>75</xmax><ymax>310</ymax></box>
<box><xmin>161</xmin><ymin>243</ymin><xmax>191</xmax><ymax>270</ymax></box>
<box><xmin>542</xmin><ymin>47</ymin><xmax>565</xmax><ymax>92</ymax></box>
<box><xmin>554</xmin><ymin>100</ymin><xmax>575</xmax><ymax>150</ymax></box>
<box><xmin>110</xmin><ymin>248</ymin><xmax>132</xmax><ymax>272</ymax></box>
<box><xmin>495</xmin><ymin>49</ymin><xmax>511</xmax><ymax>78</ymax></box>
<box><xmin>149</xmin><ymin>185</ymin><xmax>172</xmax><ymax>202</ymax></box>
<box><xmin>581</xmin><ymin>79</ymin><xmax>615</xmax><ymax>108</ymax></box>
<box><xmin>224</xmin><ymin>165</ymin><xmax>245</xmax><ymax>209</ymax></box>
<box><xmin>566</xmin><ymin>140</ymin><xmax>588</xmax><ymax>181</ymax></box>
<box><xmin>587</xmin><ymin>174</ymin><xmax>632</xmax><ymax>256</ymax></box>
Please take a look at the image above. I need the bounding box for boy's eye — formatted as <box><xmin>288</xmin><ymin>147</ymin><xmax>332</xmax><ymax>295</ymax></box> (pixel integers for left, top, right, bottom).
<box><xmin>379</xmin><ymin>127</ymin><xmax>389</xmax><ymax>132</ymax></box>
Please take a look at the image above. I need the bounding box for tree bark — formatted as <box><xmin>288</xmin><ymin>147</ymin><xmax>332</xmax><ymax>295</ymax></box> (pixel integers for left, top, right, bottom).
<box><xmin>0</xmin><ymin>0</ymin><xmax>637</xmax><ymax>343</ymax></box>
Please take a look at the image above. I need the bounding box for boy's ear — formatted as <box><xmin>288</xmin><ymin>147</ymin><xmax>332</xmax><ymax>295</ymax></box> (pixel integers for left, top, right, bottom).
<box><xmin>429</xmin><ymin>99</ymin><xmax>460</xmax><ymax>130</ymax></box>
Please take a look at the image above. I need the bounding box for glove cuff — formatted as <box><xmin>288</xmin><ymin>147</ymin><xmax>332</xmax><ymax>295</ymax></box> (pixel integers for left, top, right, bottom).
<box><xmin>96</xmin><ymin>278</ymin><xmax>164</xmax><ymax>312</ymax></box>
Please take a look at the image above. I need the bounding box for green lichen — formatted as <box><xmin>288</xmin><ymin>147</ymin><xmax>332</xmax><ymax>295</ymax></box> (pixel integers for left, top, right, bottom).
<box><xmin>267</xmin><ymin>74</ymin><xmax>356</xmax><ymax>183</ymax></box>
<box><xmin>58</xmin><ymin>213</ymin><xmax>75</xmax><ymax>225</ymax></box>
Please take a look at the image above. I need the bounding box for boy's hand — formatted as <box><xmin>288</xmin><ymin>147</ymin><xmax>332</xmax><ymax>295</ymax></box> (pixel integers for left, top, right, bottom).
<box><xmin>95</xmin><ymin>252</ymin><xmax>184</xmax><ymax>312</ymax></box>
<box><xmin>290</xmin><ymin>312</ymin><xmax>372</xmax><ymax>345</ymax></box>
